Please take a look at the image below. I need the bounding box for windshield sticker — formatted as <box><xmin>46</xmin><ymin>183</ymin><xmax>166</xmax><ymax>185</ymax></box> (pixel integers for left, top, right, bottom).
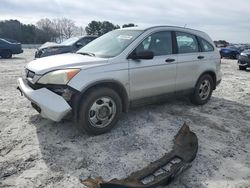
<box><xmin>117</xmin><ymin>35</ymin><xmax>133</xmax><ymax>40</ymax></box>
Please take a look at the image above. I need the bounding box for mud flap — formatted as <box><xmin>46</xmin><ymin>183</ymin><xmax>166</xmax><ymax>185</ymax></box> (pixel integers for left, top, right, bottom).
<box><xmin>81</xmin><ymin>123</ymin><xmax>198</xmax><ymax>188</ymax></box>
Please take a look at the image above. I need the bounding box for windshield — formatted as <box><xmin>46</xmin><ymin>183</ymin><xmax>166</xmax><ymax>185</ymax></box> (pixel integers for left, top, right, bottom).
<box><xmin>61</xmin><ymin>37</ymin><xmax>80</xmax><ymax>45</ymax></box>
<box><xmin>77</xmin><ymin>30</ymin><xmax>143</xmax><ymax>58</ymax></box>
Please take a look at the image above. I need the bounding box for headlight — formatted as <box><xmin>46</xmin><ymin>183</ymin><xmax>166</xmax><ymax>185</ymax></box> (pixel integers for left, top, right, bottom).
<box><xmin>37</xmin><ymin>69</ymin><xmax>80</xmax><ymax>85</ymax></box>
<box><xmin>240</xmin><ymin>52</ymin><xmax>247</xmax><ymax>56</ymax></box>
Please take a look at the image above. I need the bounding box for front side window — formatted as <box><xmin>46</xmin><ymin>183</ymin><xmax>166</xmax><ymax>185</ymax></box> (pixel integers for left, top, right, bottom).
<box><xmin>176</xmin><ymin>32</ymin><xmax>199</xmax><ymax>54</ymax></box>
<box><xmin>200</xmin><ymin>38</ymin><xmax>214</xmax><ymax>52</ymax></box>
<box><xmin>77</xmin><ymin>30</ymin><xmax>143</xmax><ymax>58</ymax></box>
<box><xmin>135</xmin><ymin>31</ymin><xmax>172</xmax><ymax>56</ymax></box>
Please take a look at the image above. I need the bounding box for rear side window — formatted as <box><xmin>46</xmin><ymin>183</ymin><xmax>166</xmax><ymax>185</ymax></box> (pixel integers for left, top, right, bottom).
<box><xmin>199</xmin><ymin>38</ymin><xmax>214</xmax><ymax>52</ymax></box>
<box><xmin>135</xmin><ymin>31</ymin><xmax>172</xmax><ymax>56</ymax></box>
<box><xmin>176</xmin><ymin>32</ymin><xmax>199</xmax><ymax>54</ymax></box>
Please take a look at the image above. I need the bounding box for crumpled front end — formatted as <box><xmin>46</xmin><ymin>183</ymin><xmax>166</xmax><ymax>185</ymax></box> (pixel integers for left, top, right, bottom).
<box><xmin>17</xmin><ymin>78</ymin><xmax>72</xmax><ymax>122</ymax></box>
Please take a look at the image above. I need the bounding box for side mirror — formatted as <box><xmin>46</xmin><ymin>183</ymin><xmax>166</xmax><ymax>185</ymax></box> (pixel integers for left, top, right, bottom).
<box><xmin>129</xmin><ymin>50</ymin><xmax>154</xmax><ymax>60</ymax></box>
<box><xmin>76</xmin><ymin>42</ymin><xmax>83</xmax><ymax>47</ymax></box>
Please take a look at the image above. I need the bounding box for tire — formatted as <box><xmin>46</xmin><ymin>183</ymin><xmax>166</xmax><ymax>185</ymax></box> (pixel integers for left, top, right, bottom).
<box><xmin>1</xmin><ymin>50</ymin><xmax>12</xmax><ymax>59</ymax></box>
<box><xmin>191</xmin><ymin>74</ymin><xmax>214</xmax><ymax>105</ymax></box>
<box><xmin>77</xmin><ymin>87</ymin><xmax>122</xmax><ymax>135</ymax></box>
<box><xmin>239</xmin><ymin>66</ymin><xmax>246</xmax><ymax>70</ymax></box>
<box><xmin>235</xmin><ymin>54</ymin><xmax>239</xmax><ymax>60</ymax></box>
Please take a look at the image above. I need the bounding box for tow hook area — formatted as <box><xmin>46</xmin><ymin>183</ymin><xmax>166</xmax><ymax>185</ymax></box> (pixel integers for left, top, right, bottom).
<box><xmin>17</xmin><ymin>86</ymin><xmax>23</xmax><ymax>96</ymax></box>
<box><xmin>81</xmin><ymin>123</ymin><xmax>198</xmax><ymax>188</ymax></box>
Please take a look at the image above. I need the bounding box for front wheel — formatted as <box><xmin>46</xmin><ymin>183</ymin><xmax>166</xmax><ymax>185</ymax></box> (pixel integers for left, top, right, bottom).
<box><xmin>191</xmin><ymin>74</ymin><xmax>214</xmax><ymax>105</ymax></box>
<box><xmin>77</xmin><ymin>87</ymin><xmax>122</xmax><ymax>135</ymax></box>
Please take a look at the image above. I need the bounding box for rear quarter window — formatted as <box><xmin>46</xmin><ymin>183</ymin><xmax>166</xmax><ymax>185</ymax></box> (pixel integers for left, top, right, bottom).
<box><xmin>176</xmin><ymin>32</ymin><xmax>199</xmax><ymax>54</ymax></box>
<box><xmin>199</xmin><ymin>37</ymin><xmax>214</xmax><ymax>52</ymax></box>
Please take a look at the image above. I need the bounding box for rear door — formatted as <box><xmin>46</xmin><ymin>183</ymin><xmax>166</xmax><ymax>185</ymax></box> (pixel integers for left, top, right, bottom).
<box><xmin>175</xmin><ymin>31</ymin><xmax>201</xmax><ymax>91</ymax></box>
<box><xmin>129</xmin><ymin>31</ymin><xmax>178</xmax><ymax>100</ymax></box>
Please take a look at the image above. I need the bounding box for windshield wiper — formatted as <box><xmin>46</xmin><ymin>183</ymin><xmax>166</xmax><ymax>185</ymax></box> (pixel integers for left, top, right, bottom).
<box><xmin>77</xmin><ymin>52</ymin><xmax>95</xmax><ymax>57</ymax></box>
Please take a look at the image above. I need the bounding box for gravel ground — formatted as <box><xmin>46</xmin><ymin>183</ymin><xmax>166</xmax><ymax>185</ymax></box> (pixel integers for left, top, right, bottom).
<box><xmin>0</xmin><ymin>49</ymin><xmax>249</xmax><ymax>188</ymax></box>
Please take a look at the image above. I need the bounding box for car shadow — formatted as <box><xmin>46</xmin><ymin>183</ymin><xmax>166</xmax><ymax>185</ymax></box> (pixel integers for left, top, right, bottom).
<box><xmin>29</xmin><ymin>96</ymin><xmax>250</xmax><ymax>187</ymax></box>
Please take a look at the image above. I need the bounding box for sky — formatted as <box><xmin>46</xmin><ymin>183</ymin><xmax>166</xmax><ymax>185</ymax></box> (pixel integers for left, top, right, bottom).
<box><xmin>1</xmin><ymin>0</ymin><xmax>250</xmax><ymax>43</ymax></box>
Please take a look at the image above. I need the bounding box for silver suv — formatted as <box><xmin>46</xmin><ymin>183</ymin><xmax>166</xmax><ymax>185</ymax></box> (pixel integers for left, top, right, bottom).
<box><xmin>17</xmin><ymin>26</ymin><xmax>222</xmax><ymax>135</ymax></box>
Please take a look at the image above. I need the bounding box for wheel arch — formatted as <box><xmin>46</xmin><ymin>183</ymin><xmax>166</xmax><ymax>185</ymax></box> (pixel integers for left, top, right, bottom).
<box><xmin>72</xmin><ymin>80</ymin><xmax>129</xmax><ymax>121</ymax></box>
<box><xmin>196</xmin><ymin>71</ymin><xmax>217</xmax><ymax>90</ymax></box>
<box><xmin>0</xmin><ymin>49</ymin><xmax>12</xmax><ymax>58</ymax></box>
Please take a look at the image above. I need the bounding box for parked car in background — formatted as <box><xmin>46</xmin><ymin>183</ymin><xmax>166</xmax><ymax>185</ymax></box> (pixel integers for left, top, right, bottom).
<box><xmin>219</xmin><ymin>46</ymin><xmax>242</xmax><ymax>59</ymax></box>
<box><xmin>18</xmin><ymin>26</ymin><xmax>221</xmax><ymax>135</ymax></box>
<box><xmin>0</xmin><ymin>38</ymin><xmax>23</xmax><ymax>58</ymax></box>
<box><xmin>238</xmin><ymin>49</ymin><xmax>250</xmax><ymax>70</ymax></box>
<box><xmin>241</xmin><ymin>44</ymin><xmax>250</xmax><ymax>51</ymax></box>
<box><xmin>214</xmin><ymin>40</ymin><xmax>229</xmax><ymax>48</ymax></box>
<box><xmin>35</xmin><ymin>36</ymin><xmax>98</xmax><ymax>58</ymax></box>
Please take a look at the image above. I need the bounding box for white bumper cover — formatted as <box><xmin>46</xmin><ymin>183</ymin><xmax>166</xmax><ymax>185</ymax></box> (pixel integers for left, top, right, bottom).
<box><xmin>17</xmin><ymin>78</ymin><xmax>71</xmax><ymax>122</ymax></box>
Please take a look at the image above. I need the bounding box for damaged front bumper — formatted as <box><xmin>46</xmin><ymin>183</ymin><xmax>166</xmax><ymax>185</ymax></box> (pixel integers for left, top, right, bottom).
<box><xmin>81</xmin><ymin>123</ymin><xmax>198</xmax><ymax>188</ymax></box>
<box><xmin>17</xmin><ymin>78</ymin><xmax>72</xmax><ymax>122</ymax></box>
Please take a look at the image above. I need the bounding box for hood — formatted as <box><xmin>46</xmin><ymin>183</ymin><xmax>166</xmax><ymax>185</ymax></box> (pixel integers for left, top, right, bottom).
<box><xmin>26</xmin><ymin>53</ymin><xmax>108</xmax><ymax>75</ymax></box>
<box><xmin>38</xmin><ymin>42</ymin><xmax>68</xmax><ymax>50</ymax></box>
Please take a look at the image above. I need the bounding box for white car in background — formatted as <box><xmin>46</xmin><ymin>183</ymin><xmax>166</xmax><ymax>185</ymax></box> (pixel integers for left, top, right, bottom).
<box><xmin>17</xmin><ymin>26</ymin><xmax>222</xmax><ymax>135</ymax></box>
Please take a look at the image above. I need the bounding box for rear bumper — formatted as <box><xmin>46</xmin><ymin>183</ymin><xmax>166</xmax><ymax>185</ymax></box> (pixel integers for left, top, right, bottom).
<box><xmin>17</xmin><ymin>78</ymin><xmax>71</xmax><ymax>122</ymax></box>
<box><xmin>216</xmin><ymin>69</ymin><xmax>222</xmax><ymax>88</ymax></box>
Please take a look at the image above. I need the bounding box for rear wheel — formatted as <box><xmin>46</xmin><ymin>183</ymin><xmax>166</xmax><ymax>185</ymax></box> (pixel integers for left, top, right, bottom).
<box><xmin>239</xmin><ymin>66</ymin><xmax>246</xmax><ymax>70</ymax></box>
<box><xmin>191</xmin><ymin>74</ymin><xmax>214</xmax><ymax>105</ymax></box>
<box><xmin>1</xmin><ymin>50</ymin><xmax>12</xmax><ymax>58</ymax></box>
<box><xmin>77</xmin><ymin>87</ymin><xmax>122</xmax><ymax>135</ymax></box>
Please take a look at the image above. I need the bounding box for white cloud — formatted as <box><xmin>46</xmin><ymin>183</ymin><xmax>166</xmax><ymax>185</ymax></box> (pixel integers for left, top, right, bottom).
<box><xmin>0</xmin><ymin>0</ymin><xmax>250</xmax><ymax>43</ymax></box>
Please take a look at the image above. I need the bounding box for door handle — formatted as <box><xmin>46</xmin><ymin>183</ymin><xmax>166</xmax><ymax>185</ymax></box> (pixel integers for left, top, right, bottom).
<box><xmin>165</xmin><ymin>58</ymin><xmax>175</xmax><ymax>63</ymax></box>
<box><xmin>197</xmin><ymin>56</ymin><xmax>204</xmax><ymax>59</ymax></box>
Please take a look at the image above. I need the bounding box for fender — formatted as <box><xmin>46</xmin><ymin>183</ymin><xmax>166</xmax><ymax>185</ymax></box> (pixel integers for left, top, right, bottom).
<box><xmin>196</xmin><ymin>70</ymin><xmax>217</xmax><ymax>90</ymax></box>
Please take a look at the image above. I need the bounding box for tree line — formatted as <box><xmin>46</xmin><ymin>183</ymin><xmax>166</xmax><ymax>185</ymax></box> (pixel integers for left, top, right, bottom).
<box><xmin>0</xmin><ymin>19</ymin><xmax>136</xmax><ymax>44</ymax></box>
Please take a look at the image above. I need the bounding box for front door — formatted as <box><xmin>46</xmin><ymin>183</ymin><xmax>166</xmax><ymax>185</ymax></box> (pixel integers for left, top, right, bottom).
<box><xmin>129</xmin><ymin>31</ymin><xmax>177</xmax><ymax>100</ymax></box>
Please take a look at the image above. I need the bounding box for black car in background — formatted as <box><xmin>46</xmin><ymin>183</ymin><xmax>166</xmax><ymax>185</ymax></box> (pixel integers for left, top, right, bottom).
<box><xmin>219</xmin><ymin>46</ymin><xmax>242</xmax><ymax>59</ymax></box>
<box><xmin>35</xmin><ymin>35</ymin><xmax>97</xmax><ymax>58</ymax></box>
<box><xmin>238</xmin><ymin>49</ymin><xmax>250</xmax><ymax>70</ymax></box>
<box><xmin>0</xmin><ymin>38</ymin><xmax>23</xmax><ymax>58</ymax></box>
